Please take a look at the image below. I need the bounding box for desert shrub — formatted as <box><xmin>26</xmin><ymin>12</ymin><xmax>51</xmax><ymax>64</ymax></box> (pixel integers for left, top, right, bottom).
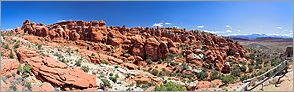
<box><xmin>271</xmin><ymin>58</ymin><xmax>280</xmax><ymax>67</ymax></box>
<box><xmin>22</xmin><ymin>64</ymin><xmax>32</xmax><ymax>77</ymax></box>
<box><xmin>197</xmin><ymin>70</ymin><xmax>208</xmax><ymax>80</ymax></box>
<box><xmin>101</xmin><ymin>60</ymin><xmax>109</xmax><ymax>65</ymax></box>
<box><xmin>9</xmin><ymin>50</ymin><xmax>14</xmax><ymax>59</ymax></box>
<box><xmin>17</xmin><ymin>65</ymin><xmax>23</xmax><ymax>74</ymax></box>
<box><xmin>81</xmin><ymin>66</ymin><xmax>90</xmax><ymax>72</ymax></box>
<box><xmin>91</xmin><ymin>53</ymin><xmax>96</xmax><ymax>57</ymax></box>
<box><xmin>221</xmin><ymin>75</ymin><xmax>236</xmax><ymax>85</ymax></box>
<box><xmin>75</xmin><ymin>58</ymin><xmax>82</xmax><ymax>66</ymax></box>
<box><xmin>146</xmin><ymin>59</ymin><xmax>153</xmax><ymax>65</ymax></box>
<box><xmin>10</xmin><ymin>84</ymin><xmax>17</xmax><ymax>91</ymax></box>
<box><xmin>109</xmin><ymin>77</ymin><xmax>117</xmax><ymax>83</ymax></box>
<box><xmin>166</xmin><ymin>53</ymin><xmax>177</xmax><ymax>62</ymax></box>
<box><xmin>2</xmin><ymin>44</ymin><xmax>10</xmax><ymax>50</ymax></box>
<box><xmin>240</xmin><ymin>75</ymin><xmax>249</xmax><ymax>81</ymax></box>
<box><xmin>23</xmin><ymin>82</ymin><xmax>32</xmax><ymax>90</ymax></box>
<box><xmin>13</xmin><ymin>43</ymin><xmax>19</xmax><ymax>49</ymax></box>
<box><xmin>231</xmin><ymin>69</ymin><xmax>241</xmax><ymax>77</ymax></box>
<box><xmin>210</xmin><ymin>70</ymin><xmax>220</xmax><ymax>80</ymax></box>
<box><xmin>59</xmin><ymin>57</ymin><xmax>68</xmax><ymax>64</ymax></box>
<box><xmin>151</xmin><ymin>69</ymin><xmax>159</xmax><ymax>76</ymax></box>
<box><xmin>248</xmin><ymin>64</ymin><xmax>254</xmax><ymax>72</ymax></box>
<box><xmin>101</xmin><ymin>79</ymin><xmax>111</xmax><ymax>88</ymax></box>
<box><xmin>158</xmin><ymin>59</ymin><xmax>163</xmax><ymax>64</ymax></box>
<box><xmin>155</xmin><ymin>81</ymin><xmax>186</xmax><ymax>91</ymax></box>
<box><xmin>36</xmin><ymin>44</ymin><xmax>42</xmax><ymax>50</ymax></box>
<box><xmin>240</xmin><ymin>65</ymin><xmax>247</xmax><ymax>72</ymax></box>
<box><xmin>182</xmin><ymin>63</ymin><xmax>189</xmax><ymax>70</ymax></box>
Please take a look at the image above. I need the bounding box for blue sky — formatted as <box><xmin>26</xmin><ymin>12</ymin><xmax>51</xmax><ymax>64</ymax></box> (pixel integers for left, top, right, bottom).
<box><xmin>1</xmin><ymin>1</ymin><xmax>293</xmax><ymax>37</ymax></box>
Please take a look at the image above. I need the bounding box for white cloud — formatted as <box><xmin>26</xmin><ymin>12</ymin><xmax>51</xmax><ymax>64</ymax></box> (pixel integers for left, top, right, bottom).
<box><xmin>57</xmin><ymin>19</ymin><xmax>72</xmax><ymax>22</ymax></box>
<box><xmin>152</xmin><ymin>23</ymin><xmax>164</xmax><ymax>27</ymax></box>
<box><xmin>203</xmin><ymin>30</ymin><xmax>216</xmax><ymax>34</ymax></box>
<box><xmin>165</xmin><ymin>23</ymin><xmax>171</xmax><ymax>25</ymax></box>
<box><xmin>173</xmin><ymin>26</ymin><xmax>180</xmax><ymax>28</ymax></box>
<box><xmin>152</xmin><ymin>22</ymin><xmax>172</xmax><ymax>27</ymax></box>
<box><xmin>276</xmin><ymin>27</ymin><xmax>282</xmax><ymax>29</ymax></box>
<box><xmin>237</xmin><ymin>30</ymin><xmax>241</xmax><ymax>32</ymax></box>
<box><xmin>5</xmin><ymin>28</ymin><xmax>13</xmax><ymax>31</ymax></box>
<box><xmin>196</xmin><ymin>25</ymin><xmax>204</xmax><ymax>28</ymax></box>
<box><xmin>226</xmin><ymin>25</ymin><xmax>232</xmax><ymax>29</ymax></box>
<box><xmin>226</xmin><ymin>30</ymin><xmax>232</xmax><ymax>33</ymax></box>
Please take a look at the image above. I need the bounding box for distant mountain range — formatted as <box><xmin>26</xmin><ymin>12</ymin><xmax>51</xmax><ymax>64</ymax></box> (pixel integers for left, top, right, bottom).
<box><xmin>227</xmin><ymin>34</ymin><xmax>292</xmax><ymax>39</ymax></box>
<box><xmin>227</xmin><ymin>34</ymin><xmax>293</xmax><ymax>42</ymax></box>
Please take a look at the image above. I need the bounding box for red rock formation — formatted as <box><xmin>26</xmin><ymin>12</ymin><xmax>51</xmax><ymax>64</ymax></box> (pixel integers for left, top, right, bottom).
<box><xmin>16</xmin><ymin>47</ymin><xmax>96</xmax><ymax>89</ymax></box>
<box><xmin>14</xmin><ymin>19</ymin><xmax>249</xmax><ymax>72</ymax></box>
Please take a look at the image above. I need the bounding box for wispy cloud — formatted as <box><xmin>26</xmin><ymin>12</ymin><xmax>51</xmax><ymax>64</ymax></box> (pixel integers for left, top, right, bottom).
<box><xmin>196</xmin><ymin>25</ymin><xmax>204</xmax><ymax>28</ymax></box>
<box><xmin>57</xmin><ymin>19</ymin><xmax>72</xmax><ymax>22</ymax></box>
<box><xmin>173</xmin><ymin>26</ymin><xmax>180</xmax><ymax>28</ymax></box>
<box><xmin>276</xmin><ymin>26</ymin><xmax>282</xmax><ymax>29</ymax></box>
<box><xmin>226</xmin><ymin>29</ymin><xmax>232</xmax><ymax>33</ymax></box>
<box><xmin>165</xmin><ymin>23</ymin><xmax>171</xmax><ymax>25</ymax></box>
<box><xmin>152</xmin><ymin>23</ymin><xmax>163</xmax><ymax>27</ymax></box>
<box><xmin>226</xmin><ymin>25</ymin><xmax>232</xmax><ymax>29</ymax></box>
<box><xmin>203</xmin><ymin>30</ymin><xmax>215</xmax><ymax>34</ymax></box>
<box><xmin>152</xmin><ymin>22</ymin><xmax>172</xmax><ymax>27</ymax></box>
<box><xmin>5</xmin><ymin>28</ymin><xmax>13</xmax><ymax>31</ymax></box>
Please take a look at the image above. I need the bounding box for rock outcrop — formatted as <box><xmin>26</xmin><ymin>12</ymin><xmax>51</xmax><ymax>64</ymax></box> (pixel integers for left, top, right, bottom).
<box><xmin>16</xmin><ymin>47</ymin><xmax>96</xmax><ymax>89</ymax></box>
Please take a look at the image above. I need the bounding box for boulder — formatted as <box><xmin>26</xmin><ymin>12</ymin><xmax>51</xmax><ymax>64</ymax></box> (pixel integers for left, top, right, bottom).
<box><xmin>145</xmin><ymin>37</ymin><xmax>160</xmax><ymax>61</ymax></box>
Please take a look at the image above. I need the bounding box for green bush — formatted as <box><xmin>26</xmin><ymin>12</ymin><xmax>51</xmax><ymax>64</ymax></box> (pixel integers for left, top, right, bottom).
<box><xmin>2</xmin><ymin>44</ymin><xmax>10</xmax><ymax>50</ymax></box>
<box><xmin>75</xmin><ymin>58</ymin><xmax>82</xmax><ymax>66</ymax></box>
<box><xmin>155</xmin><ymin>82</ymin><xmax>186</xmax><ymax>91</ymax></box>
<box><xmin>22</xmin><ymin>64</ymin><xmax>32</xmax><ymax>77</ymax></box>
<box><xmin>9</xmin><ymin>50</ymin><xmax>14</xmax><ymax>59</ymax></box>
<box><xmin>182</xmin><ymin>63</ymin><xmax>189</xmax><ymax>70</ymax></box>
<box><xmin>101</xmin><ymin>79</ymin><xmax>111</xmax><ymax>88</ymax></box>
<box><xmin>240</xmin><ymin>75</ymin><xmax>249</xmax><ymax>81</ymax></box>
<box><xmin>91</xmin><ymin>53</ymin><xmax>96</xmax><ymax>57</ymax></box>
<box><xmin>109</xmin><ymin>77</ymin><xmax>117</xmax><ymax>83</ymax></box>
<box><xmin>210</xmin><ymin>70</ymin><xmax>220</xmax><ymax>80</ymax></box>
<box><xmin>146</xmin><ymin>59</ymin><xmax>153</xmax><ymax>65</ymax></box>
<box><xmin>23</xmin><ymin>82</ymin><xmax>32</xmax><ymax>90</ymax></box>
<box><xmin>36</xmin><ymin>44</ymin><xmax>42</xmax><ymax>50</ymax></box>
<box><xmin>17</xmin><ymin>65</ymin><xmax>23</xmax><ymax>74</ymax></box>
<box><xmin>197</xmin><ymin>70</ymin><xmax>208</xmax><ymax>80</ymax></box>
<box><xmin>151</xmin><ymin>69</ymin><xmax>159</xmax><ymax>76</ymax></box>
<box><xmin>13</xmin><ymin>43</ymin><xmax>19</xmax><ymax>49</ymax></box>
<box><xmin>221</xmin><ymin>75</ymin><xmax>236</xmax><ymax>85</ymax></box>
<box><xmin>24</xmin><ymin>64</ymin><xmax>32</xmax><ymax>73</ymax></box>
<box><xmin>81</xmin><ymin>66</ymin><xmax>90</xmax><ymax>72</ymax></box>
<box><xmin>231</xmin><ymin>69</ymin><xmax>241</xmax><ymax>77</ymax></box>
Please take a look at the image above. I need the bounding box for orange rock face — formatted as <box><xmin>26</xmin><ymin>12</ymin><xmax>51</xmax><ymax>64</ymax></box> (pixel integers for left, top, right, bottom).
<box><xmin>16</xmin><ymin>47</ymin><xmax>96</xmax><ymax>89</ymax></box>
<box><xmin>1</xmin><ymin>59</ymin><xmax>20</xmax><ymax>76</ymax></box>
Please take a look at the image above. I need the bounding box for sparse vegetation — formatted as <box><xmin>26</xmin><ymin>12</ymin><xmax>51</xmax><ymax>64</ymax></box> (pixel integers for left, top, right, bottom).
<box><xmin>197</xmin><ymin>69</ymin><xmax>208</xmax><ymax>80</ymax></box>
<box><xmin>75</xmin><ymin>58</ymin><xmax>82</xmax><ymax>66</ymax></box>
<box><xmin>151</xmin><ymin>69</ymin><xmax>159</xmax><ymax>76</ymax></box>
<box><xmin>101</xmin><ymin>79</ymin><xmax>111</xmax><ymax>88</ymax></box>
<box><xmin>22</xmin><ymin>64</ymin><xmax>32</xmax><ymax>77</ymax></box>
<box><xmin>155</xmin><ymin>81</ymin><xmax>186</xmax><ymax>91</ymax></box>
<box><xmin>36</xmin><ymin>44</ymin><xmax>42</xmax><ymax>50</ymax></box>
<box><xmin>210</xmin><ymin>70</ymin><xmax>220</xmax><ymax>80</ymax></box>
<box><xmin>221</xmin><ymin>75</ymin><xmax>236</xmax><ymax>85</ymax></box>
<box><xmin>146</xmin><ymin>59</ymin><xmax>153</xmax><ymax>65</ymax></box>
<box><xmin>81</xmin><ymin>66</ymin><xmax>90</xmax><ymax>72</ymax></box>
<box><xmin>2</xmin><ymin>44</ymin><xmax>10</xmax><ymax>50</ymax></box>
<box><xmin>17</xmin><ymin>65</ymin><xmax>23</xmax><ymax>74</ymax></box>
<box><xmin>9</xmin><ymin>50</ymin><xmax>14</xmax><ymax>59</ymax></box>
